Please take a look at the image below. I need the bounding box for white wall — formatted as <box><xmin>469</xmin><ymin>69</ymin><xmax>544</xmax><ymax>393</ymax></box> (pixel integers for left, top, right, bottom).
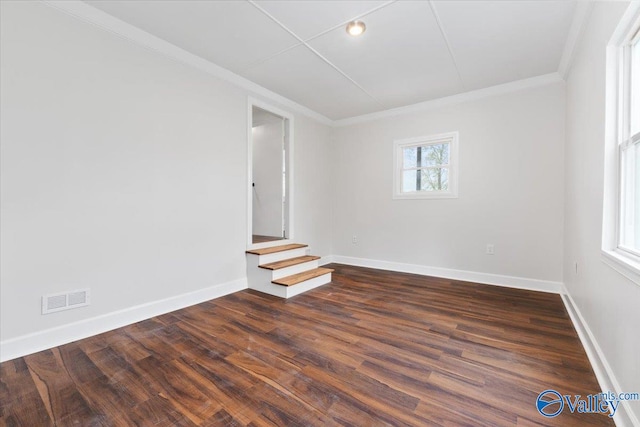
<box><xmin>293</xmin><ymin>116</ymin><xmax>334</xmax><ymax>257</ymax></box>
<box><xmin>0</xmin><ymin>1</ymin><xmax>333</xmax><ymax>358</ymax></box>
<box><xmin>3</xmin><ymin>7</ymin><xmax>637</xmax><ymax>420</ymax></box>
<box><xmin>252</xmin><ymin>120</ymin><xmax>283</xmax><ymax>238</ymax></box>
<box><xmin>563</xmin><ymin>2</ymin><xmax>640</xmax><ymax>424</ymax></box>
<box><xmin>331</xmin><ymin>83</ymin><xmax>566</xmax><ymax>287</ymax></box>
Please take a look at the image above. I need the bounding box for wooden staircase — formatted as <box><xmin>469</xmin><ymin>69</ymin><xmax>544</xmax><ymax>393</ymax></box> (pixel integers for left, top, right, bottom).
<box><xmin>246</xmin><ymin>243</ymin><xmax>333</xmax><ymax>298</ymax></box>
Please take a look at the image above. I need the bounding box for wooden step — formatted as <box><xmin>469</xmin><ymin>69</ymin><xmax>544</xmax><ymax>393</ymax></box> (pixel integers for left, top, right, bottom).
<box><xmin>272</xmin><ymin>267</ymin><xmax>334</xmax><ymax>287</ymax></box>
<box><xmin>260</xmin><ymin>255</ymin><xmax>320</xmax><ymax>270</ymax></box>
<box><xmin>246</xmin><ymin>243</ymin><xmax>307</xmax><ymax>255</ymax></box>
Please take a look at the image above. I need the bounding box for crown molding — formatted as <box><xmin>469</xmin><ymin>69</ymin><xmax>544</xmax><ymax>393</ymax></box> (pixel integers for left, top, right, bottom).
<box><xmin>42</xmin><ymin>1</ymin><xmax>568</xmax><ymax>129</ymax></box>
<box><xmin>332</xmin><ymin>72</ymin><xmax>564</xmax><ymax>127</ymax></box>
<box><xmin>42</xmin><ymin>0</ymin><xmax>334</xmax><ymax>127</ymax></box>
<box><xmin>558</xmin><ymin>1</ymin><xmax>594</xmax><ymax>80</ymax></box>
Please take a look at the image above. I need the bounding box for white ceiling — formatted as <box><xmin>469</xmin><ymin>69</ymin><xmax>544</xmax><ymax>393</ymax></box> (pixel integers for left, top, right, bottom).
<box><xmin>85</xmin><ymin>0</ymin><xmax>578</xmax><ymax>121</ymax></box>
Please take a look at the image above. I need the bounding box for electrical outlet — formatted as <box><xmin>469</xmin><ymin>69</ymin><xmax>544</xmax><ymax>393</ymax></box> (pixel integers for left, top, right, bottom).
<box><xmin>352</xmin><ymin>235</ymin><xmax>358</xmax><ymax>244</ymax></box>
<box><xmin>486</xmin><ymin>244</ymin><xmax>495</xmax><ymax>255</ymax></box>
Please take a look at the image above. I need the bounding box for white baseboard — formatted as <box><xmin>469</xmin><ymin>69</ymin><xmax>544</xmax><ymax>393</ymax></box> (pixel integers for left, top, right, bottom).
<box><xmin>3</xmin><ymin>255</ymin><xmax>635</xmax><ymax>425</ymax></box>
<box><xmin>331</xmin><ymin>255</ymin><xmax>562</xmax><ymax>293</ymax></box>
<box><xmin>0</xmin><ymin>278</ymin><xmax>247</xmax><ymax>363</ymax></box>
<box><xmin>561</xmin><ymin>286</ymin><xmax>639</xmax><ymax>427</ymax></box>
<box><xmin>330</xmin><ymin>255</ymin><xmax>638</xmax><ymax>424</ymax></box>
<box><xmin>318</xmin><ymin>255</ymin><xmax>334</xmax><ymax>266</ymax></box>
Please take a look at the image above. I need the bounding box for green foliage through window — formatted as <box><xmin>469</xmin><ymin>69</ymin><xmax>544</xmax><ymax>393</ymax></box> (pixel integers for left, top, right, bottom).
<box><xmin>401</xmin><ymin>143</ymin><xmax>450</xmax><ymax>192</ymax></box>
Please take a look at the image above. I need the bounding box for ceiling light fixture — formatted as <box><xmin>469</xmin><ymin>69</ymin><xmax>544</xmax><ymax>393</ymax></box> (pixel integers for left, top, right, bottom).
<box><xmin>346</xmin><ymin>20</ymin><xmax>366</xmax><ymax>37</ymax></box>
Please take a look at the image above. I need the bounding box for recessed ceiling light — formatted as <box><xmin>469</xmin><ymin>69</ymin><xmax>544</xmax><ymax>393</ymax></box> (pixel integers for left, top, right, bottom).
<box><xmin>346</xmin><ymin>20</ymin><xmax>366</xmax><ymax>37</ymax></box>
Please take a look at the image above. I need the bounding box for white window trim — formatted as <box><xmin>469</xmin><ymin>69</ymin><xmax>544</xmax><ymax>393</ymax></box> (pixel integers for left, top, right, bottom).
<box><xmin>602</xmin><ymin>2</ymin><xmax>640</xmax><ymax>286</ymax></box>
<box><xmin>246</xmin><ymin>97</ymin><xmax>295</xmax><ymax>250</ymax></box>
<box><xmin>393</xmin><ymin>131</ymin><xmax>459</xmax><ymax>200</ymax></box>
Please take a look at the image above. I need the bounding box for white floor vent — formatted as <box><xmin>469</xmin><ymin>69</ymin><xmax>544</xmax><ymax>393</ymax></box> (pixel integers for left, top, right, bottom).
<box><xmin>42</xmin><ymin>289</ymin><xmax>90</xmax><ymax>314</ymax></box>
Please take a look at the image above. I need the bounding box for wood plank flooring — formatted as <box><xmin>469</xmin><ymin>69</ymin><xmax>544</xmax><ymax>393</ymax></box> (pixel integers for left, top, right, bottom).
<box><xmin>252</xmin><ymin>235</ymin><xmax>285</xmax><ymax>244</ymax></box>
<box><xmin>0</xmin><ymin>264</ymin><xmax>613</xmax><ymax>426</ymax></box>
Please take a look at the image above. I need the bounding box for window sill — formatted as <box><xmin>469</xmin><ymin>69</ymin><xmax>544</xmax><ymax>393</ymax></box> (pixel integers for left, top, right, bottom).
<box><xmin>392</xmin><ymin>192</ymin><xmax>458</xmax><ymax>200</ymax></box>
<box><xmin>601</xmin><ymin>249</ymin><xmax>640</xmax><ymax>286</ymax></box>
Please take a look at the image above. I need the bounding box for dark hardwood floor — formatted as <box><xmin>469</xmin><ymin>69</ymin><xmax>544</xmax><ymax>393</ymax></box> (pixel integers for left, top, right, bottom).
<box><xmin>1</xmin><ymin>264</ymin><xmax>613</xmax><ymax>426</ymax></box>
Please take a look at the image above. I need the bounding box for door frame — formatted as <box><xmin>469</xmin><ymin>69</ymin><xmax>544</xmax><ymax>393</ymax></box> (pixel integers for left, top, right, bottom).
<box><xmin>247</xmin><ymin>97</ymin><xmax>295</xmax><ymax>250</ymax></box>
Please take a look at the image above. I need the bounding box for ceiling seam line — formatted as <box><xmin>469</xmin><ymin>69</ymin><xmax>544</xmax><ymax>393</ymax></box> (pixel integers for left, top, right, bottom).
<box><xmin>243</xmin><ymin>0</ymin><xmax>394</xmax><ymax>75</ymax></box>
<box><xmin>241</xmin><ymin>42</ymin><xmax>303</xmax><ymax>73</ymax></box>
<box><xmin>302</xmin><ymin>44</ymin><xmax>384</xmax><ymax>107</ymax></box>
<box><xmin>302</xmin><ymin>1</ymin><xmax>397</xmax><ymax>43</ymax></box>
<box><xmin>427</xmin><ymin>0</ymin><xmax>466</xmax><ymax>92</ymax></box>
<box><xmin>247</xmin><ymin>0</ymin><xmax>384</xmax><ymax>107</ymax></box>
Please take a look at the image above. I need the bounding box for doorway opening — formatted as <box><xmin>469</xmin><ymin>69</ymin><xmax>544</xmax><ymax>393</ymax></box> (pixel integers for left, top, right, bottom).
<box><xmin>248</xmin><ymin>100</ymin><xmax>293</xmax><ymax>247</ymax></box>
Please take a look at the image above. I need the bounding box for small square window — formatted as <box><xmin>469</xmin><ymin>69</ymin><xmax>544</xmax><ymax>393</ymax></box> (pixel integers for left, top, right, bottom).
<box><xmin>393</xmin><ymin>132</ymin><xmax>458</xmax><ymax>199</ymax></box>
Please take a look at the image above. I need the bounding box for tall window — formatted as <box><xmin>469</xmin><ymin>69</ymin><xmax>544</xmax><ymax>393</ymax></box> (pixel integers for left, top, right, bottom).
<box><xmin>618</xmin><ymin>24</ymin><xmax>640</xmax><ymax>255</ymax></box>
<box><xmin>393</xmin><ymin>132</ymin><xmax>458</xmax><ymax>199</ymax></box>
<box><xmin>603</xmin><ymin>5</ymin><xmax>640</xmax><ymax>280</ymax></box>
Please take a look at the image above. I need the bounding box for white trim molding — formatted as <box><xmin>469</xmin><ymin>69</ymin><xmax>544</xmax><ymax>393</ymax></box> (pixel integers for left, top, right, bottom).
<box><xmin>42</xmin><ymin>0</ymin><xmax>333</xmax><ymax>127</ymax></box>
<box><xmin>602</xmin><ymin>249</ymin><xmax>640</xmax><ymax>286</ymax></box>
<box><xmin>558</xmin><ymin>1</ymin><xmax>594</xmax><ymax>80</ymax></box>
<box><xmin>0</xmin><ymin>278</ymin><xmax>247</xmax><ymax>363</ymax></box>
<box><xmin>601</xmin><ymin>1</ymin><xmax>640</xmax><ymax>289</ymax></box>
<box><xmin>41</xmin><ymin>1</ymin><xmax>570</xmax><ymax>129</ymax></box>
<box><xmin>333</xmin><ymin>73</ymin><xmax>564</xmax><ymax>127</ymax></box>
<box><xmin>561</xmin><ymin>286</ymin><xmax>640</xmax><ymax>427</ymax></box>
<box><xmin>247</xmin><ymin>97</ymin><xmax>295</xmax><ymax>250</ymax></box>
<box><xmin>392</xmin><ymin>131</ymin><xmax>459</xmax><ymax>200</ymax></box>
<box><xmin>331</xmin><ymin>255</ymin><xmax>562</xmax><ymax>293</ymax></box>
<box><xmin>318</xmin><ymin>255</ymin><xmax>334</xmax><ymax>266</ymax></box>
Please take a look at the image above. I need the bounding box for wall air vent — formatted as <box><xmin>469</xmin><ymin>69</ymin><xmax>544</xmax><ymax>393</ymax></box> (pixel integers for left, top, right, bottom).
<box><xmin>42</xmin><ymin>288</ymin><xmax>90</xmax><ymax>314</ymax></box>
